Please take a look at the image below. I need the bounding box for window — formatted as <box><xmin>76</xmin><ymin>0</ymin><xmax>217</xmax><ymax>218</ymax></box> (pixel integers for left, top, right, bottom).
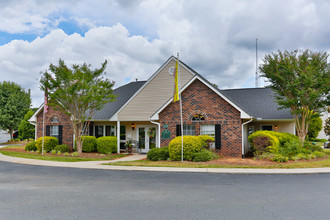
<box><xmin>120</xmin><ymin>125</ymin><xmax>126</xmax><ymax>140</ymax></box>
<box><xmin>200</xmin><ymin>125</ymin><xmax>215</xmax><ymax>137</ymax></box>
<box><xmin>106</xmin><ymin>125</ymin><xmax>116</xmax><ymax>136</ymax></box>
<box><xmin>95</xmin><ymin>125</ymin><xmax>104</xmax><ymax>138</ymax></box>
<box><xmin>50</xmin><ymin>117</ymin><xmax>59</xmax><ymax>123</ymax></box>
<box><xmin>192</xmin><ymin>114</ymin><xmax>205</xmax><ymax>122</ymax></box>
<box><xmin>50</xmin><ymin>125</ymin><xmax>59</xmax><ymax>139</ymax></box>
<box><xmin>261</xmin><ymin>125</ymin><xmax>273</xmax><ymax>131</ymax></box>
<box><xmin>183</xmin><ymin>125</ymin><xmax>195</xmax><ymax>136</ymax></box>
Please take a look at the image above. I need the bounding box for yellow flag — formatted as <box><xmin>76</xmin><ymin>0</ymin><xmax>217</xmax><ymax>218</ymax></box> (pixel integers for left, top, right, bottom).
<box><xmin>173</xmin><ymin>58</ymin><xmax>179</xmax><ymax>102</ymax></box>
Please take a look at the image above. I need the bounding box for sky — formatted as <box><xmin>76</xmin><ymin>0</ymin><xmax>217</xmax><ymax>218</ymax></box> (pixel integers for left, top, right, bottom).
<box><xmin>1</xmin><ymin>0</ymin><xmax>330</xmax><ymax>107</ymax></box>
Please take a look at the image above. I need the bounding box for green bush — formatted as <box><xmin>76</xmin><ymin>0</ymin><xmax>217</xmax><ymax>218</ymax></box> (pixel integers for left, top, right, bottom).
<box><xmin>248</xmin><ymin>131</ymin><xmax>280</xmax><ymax>155</ymax></box>
<box><xmin>169</xmin><ymin>136</ymin><xmax>203</xmax><ymax>161</ymax></box>
<box><xmin>36</xmin><ymin>136</ymin><xmax>59</xmax><ymax>152</ymax></box>
<box><xmin>96</xmin><ymin>136</ymin><xmax>117</xmax><ymax>154</ymax></box>
<box><xmin>54</xmin><ymin>144</ymin><xmax>70</xmax><ymax>153</ymax></box>
<box><xmin>267</xmin><ymin>131</ymin><xmax>298</xmax><ymax>146</ymax></box>
<box><xmin>25</xmin><ymin>141</ymin><xmax>37</xmax><ymax>151</ymax></box>
<box><xmin>192</xmin><ymin>149</ymin><xmax>215</xmax><ymax>162</ymax></box>
<box><xmin>271</xmin><ymin>154</ymin><xmax>289</xmax><ymax>162</ymax></box>
<box><xmin>147</xmin><ymin>147</ymin><xmax>169</xmax><ymax>161</ymax></box>
<box><xmin>303</xmin><ymin>141</ymin><xmax>323</xmax><ymax>152</ymax></box>
<box><xmin>307</xmin><ymin>116</ymin><xmax>323</xmax><ymax>140</ymax></box>
<box><xmin>74</xmin><ymin>136</ymin><xmax>97</xmax><ymax>152</ymax></box>
<box><xmin>198</xmin><ymin>135</ymin><xmax>215</xmax><ymax>149</ymax></box>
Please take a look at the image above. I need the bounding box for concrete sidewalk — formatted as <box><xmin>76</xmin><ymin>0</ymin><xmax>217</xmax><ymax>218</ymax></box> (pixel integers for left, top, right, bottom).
<box><xmin>1</xmin><ymin>146</ymin><xmax>330</xmax><ymax>174</ymax></box>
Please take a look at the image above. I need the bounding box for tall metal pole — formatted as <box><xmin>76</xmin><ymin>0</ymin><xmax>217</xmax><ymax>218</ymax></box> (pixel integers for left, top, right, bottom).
<box><xmin>177</xmin><ymin>53</ymin><xmax>184</xmax><ymax>162</ymax></box>
<box><xmin>255</xmin><ymin>38</ymin><xmax>259</xmax><ymax>88</ymax></box>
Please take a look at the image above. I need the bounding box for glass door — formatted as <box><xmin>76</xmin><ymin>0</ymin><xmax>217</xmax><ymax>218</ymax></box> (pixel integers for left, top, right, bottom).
<box><xmin>138</xmin><ymin>126</ymin><xmax>157</xmax><ymax>153</ymax></box>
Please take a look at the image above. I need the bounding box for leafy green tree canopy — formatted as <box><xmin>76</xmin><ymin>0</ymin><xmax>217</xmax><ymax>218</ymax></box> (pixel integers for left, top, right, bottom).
<box><xmin>18</xmin><ymin>108</ymin><xmax>37</xmax><ymax>140</ymax></box>
<box><xmin>0</xmin><ymin>81</ymin><xmax>31</xmax><ymax>140</ymax></box>
<box><xmin>260</xmin><ymin>50</ymin><xmax>330</xmax><ymax>144</ymax></box>
<box><xmin>307</xmin><ymin>116</ymin><xmax>323</xmax><ymax>140</ymax></box>
<box><xmin>40</xmin><ymin>59</ymin><xmax>116</xmax><ymax>154</ymax></box>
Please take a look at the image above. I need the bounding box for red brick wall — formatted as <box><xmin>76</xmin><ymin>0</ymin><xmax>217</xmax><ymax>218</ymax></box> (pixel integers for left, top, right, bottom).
<box><xmin>159</xmin><ymin>79</ymin><xmax>242</xmax><ymax>157</ymax></box>
<box><xmin>36</xmin><ymin>106</ymin><xmax>74</xmax><ymax>148</ymax></box>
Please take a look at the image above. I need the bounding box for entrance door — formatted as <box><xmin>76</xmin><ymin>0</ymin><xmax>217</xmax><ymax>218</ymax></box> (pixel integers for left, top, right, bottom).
<box><xmin>138</xmin><ymin>126</ymin><xmax>157</xmax><ymax>153</ymax></box>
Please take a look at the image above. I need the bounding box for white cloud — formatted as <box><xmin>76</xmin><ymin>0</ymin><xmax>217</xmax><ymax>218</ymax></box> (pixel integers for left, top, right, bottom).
<box><xmin>1</xmin><ymin>0</ymin><xmax>330</xmax><ymax>107</ymax></box>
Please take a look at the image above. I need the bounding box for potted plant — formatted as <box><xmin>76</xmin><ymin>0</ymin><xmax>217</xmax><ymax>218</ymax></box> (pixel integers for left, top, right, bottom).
<box><xmin>125</xmin><ymin>138</ymin><xmax>133</xmax><ymax>154</ymax></box>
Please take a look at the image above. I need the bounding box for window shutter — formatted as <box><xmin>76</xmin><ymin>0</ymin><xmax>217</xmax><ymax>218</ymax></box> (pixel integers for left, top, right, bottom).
<box><xmin>95</xmin><ymin>126</ymin><xmax>99</xmax><ymax>137</ymax></box>
<box><xmin>176</xmin><ymin>125</ymin><xmax>182</xmax><ymax>136</ymax></box>
<box><xmin>58</xmin><ymin>125</ymin><xmax>63</xmax><ymax>145</ymax></box>
<box><xmin>89</xmin><ymin>124</ymin><xmax>94</xmax><ymax>136</ymax></box>
<box><xmin>46</xmin><ymin>125</ymin><xmax>50</xmax><ymax>136</ymax></box>
<box><xmin>215</xmin><ymin>124</ymin><xmax>221</xmax><ymax>149</ymax></box>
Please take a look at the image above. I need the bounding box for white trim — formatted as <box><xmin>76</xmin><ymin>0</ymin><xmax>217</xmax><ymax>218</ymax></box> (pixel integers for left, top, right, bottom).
<box><xmin>109</xmin><ymin>56</ymin><xmax>196</xmax><ymax>121</ymax></box>
<box><xmin>28</xmin><ymin>103</ymin><xmax>44</xmax><ymax>123</ymax></box>
<box><xmin>150</xmin><ymin>76</ymin><xmax>251</xmax><ymax>120</ymax></box>
<box><xmin>117</xmin><ymin>121</ymin><xmax>120</xmax><ymax>153</ymax></box>
<box><xmin>242</xmin><ymin>118</ymin><xmax>253</xmax><ymax>158</ymax></box>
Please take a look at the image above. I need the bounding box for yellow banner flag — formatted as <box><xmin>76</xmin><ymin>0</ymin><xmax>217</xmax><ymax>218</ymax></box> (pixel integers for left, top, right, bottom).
<box><xmin>173</xmin><ymin>57</ymin><xmax>179</xmax><ymax>102</ymax></box>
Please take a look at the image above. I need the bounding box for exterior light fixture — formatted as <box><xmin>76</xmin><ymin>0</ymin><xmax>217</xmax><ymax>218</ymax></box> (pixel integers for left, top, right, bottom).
<box><xmin>131</xmin><ymin>123</ymin><xmax>135</xmax><ymax>130</ymax></box>
<box><xmin>275</xmin><ymin>125</ymin><xmax>278</xmax><ymax>129</ymax></box>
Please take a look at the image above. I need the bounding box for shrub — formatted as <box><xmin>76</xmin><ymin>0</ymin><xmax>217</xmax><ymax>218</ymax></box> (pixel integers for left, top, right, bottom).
<box><xmin>271</xmin><ymin>154</ymin><xmax>289</xmax><ymax>163</ymax></box>
<box><xmin>248</xmin><ymin>131</ymin><xmax>280</xmax><ymax>155</ymax></box>
<box><xmin>25</xmin><ymin>141</ymin><xmax>37</xmax><ymax>151</ymax></box>
<box><xmin>147</xmin><ymin>147</ymin><xmax>169</xmax><ymax>161</ymax></box>
<box><xmin>96</xmin><ymin>136</ymin><xmax>117</xmax><ymax>154</ymax></box>
<box><xmin>198</xmin><ymin>135</ymin><xmax>215</xmax><ymax>149</ymax></box>
<box><xmin>36</xmin><ymin>136</ymin><xmax>58</xmax><ymax>153</ymax></box>
<box><xmin>54</xmin><ymin>144</ymin><xmax>70</xmax><ymax>153</ymax></box>
<box><xmin>267</xmin><ymin>131</ymin><xmax>298</xmax><ymax>146</ymax></box>
<box><xmin>311</xmin><ymin>151</ymin><xmax>325</xmax><ymax>159</ymax></box>
<box><xmin>75</xmin><ymin>136</ymin><xmax>97</xmax><ymax>152</ymax></box>
<box><xmin>169</xmin><ymin>136</ymin><xmax>203</xmax><ymax>161</ymax></box>
<box><xmin>307</xmin><ymin>116</ymin><xmax>323</xmax><ymax>140</ymax></box>
<box><xmin>51</xmin><ymin>150</ymin><xmax>57</xmax><ymax>154</ymax></box>
<box><xmin>192</xmin><ymin>150</ymin><xmax>215</xmax><ymax>162</ymax></box>
<box><xmin>303</xmin><ymin>141</ymin><xmax>323</xmax><ymax>152</ymax></box>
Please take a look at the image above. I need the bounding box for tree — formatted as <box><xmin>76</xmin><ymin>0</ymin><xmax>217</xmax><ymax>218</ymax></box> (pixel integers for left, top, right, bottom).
<box><xmin>40</xmin><ymin>59</ymin><xmax>116</xmax><ymax>154</ymax></box>
<box><xmin>259</xmin><ymin>50</ymin><xmax>330</xmax><ymax>144</ymax></box>
<box><xmin>307</xmin><ymin>116</ymin><xmax>323</xmax><ymax>140</ymax></box>
<box><xmin>0</xmin><ymin>81</ymin><xmax>31</xmax><ymax>140</ymax></box>
<box><xmin>18</xmin><ymin>108</ymin><xmax>37</xmax><ymax>141</ymax></box>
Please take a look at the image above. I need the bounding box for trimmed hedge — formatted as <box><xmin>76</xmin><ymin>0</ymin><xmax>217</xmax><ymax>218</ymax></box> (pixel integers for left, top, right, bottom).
<box><xmin>248</xmin><ymin>131</ymin><xmax>280</xmax><ymax>155</ymax></box>
<box><xmin>54</xmin><ymin>144</ymin><xmax>70</xmax><ymax>153</ymax></box>
<box><xmin>192</xmin><ymin>149</ymin><xmax>215</xmax><ymax>162</ymax></box>
<box><xmin>198</xmin><ymin>135</ymin><xmax>215</xmax><ymax>149</ymax></box>
<box><xmin>169</xmin><ymin>136</ymin><xmax>204</xmax><ymax>161</ymax></box>
<box><xmin>75</xmin><ymin>136</ymin><xmax>97</xmax><ymax>152</ymax></box>
<box><xmin>36</xmin><ymin>136</ymin><xmax>59</xmax><ymax>153</ymax></box>
<box><xmin>25</xmin><ymin>141</ymin><xmax>37</xmax><ymax>151</ymax></box>
<box><xmin>147</xmin><ymin>147</ymin><xmax>169</xmax><ymax>161</ymax></box>
<box><xmin>96</xmin><ymin>136</ymin><xmax>117</xmax><ymax>154</ymax></box>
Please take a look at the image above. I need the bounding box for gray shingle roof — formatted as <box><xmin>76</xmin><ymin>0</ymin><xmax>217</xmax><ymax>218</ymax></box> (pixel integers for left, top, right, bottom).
<box><xmin>221</xmin><ymin>87</ymin><xmax>293</xmax><ymax>119</ymax></box>
<box><xmin>92</xmin><ymin>81</ymin><xmax>146</xmax><ymax>120</ymax></box>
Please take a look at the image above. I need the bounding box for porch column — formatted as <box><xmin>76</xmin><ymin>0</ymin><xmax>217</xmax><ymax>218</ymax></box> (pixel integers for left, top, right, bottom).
<box><xmin>117</xmin><ymin>121</ymin><xmax>120</xmax><ymax>153</ymax></box>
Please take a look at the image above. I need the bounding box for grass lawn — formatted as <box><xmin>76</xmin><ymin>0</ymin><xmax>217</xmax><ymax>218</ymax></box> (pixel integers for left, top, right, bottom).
<box><xmin>104</xmin><ymin>149</ymin><xmax>330</xmax><ymax>169</ymax></box>
<box><xmin>0</xmin><ymin>145</ymin><xmax>127</xmax><ymax>162</ymax></box>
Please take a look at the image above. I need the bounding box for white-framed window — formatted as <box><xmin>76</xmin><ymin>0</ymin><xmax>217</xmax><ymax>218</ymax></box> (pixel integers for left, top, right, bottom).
<box><xmin>261</xmin><ymin>125</ymin><xmax>273</xmax><ymax>131</ymax></box>
<box><xmin>200</xmin><ymin>125</ymin><xmax>215</xmax><ymax>137</ymax></box>
<box><xmin>183</xmin><ymin>125</ymin><xmax>195</xmax><ymax>136</ymax></box>
<box><xmin>50</xmin><ymin>116</ymin><xmax>59</xmax><ymax>123</ymax></box>
<box><xmin>50</xmin><ymin>125</ymin><xmax>59</xmax><ymax>139</ymax></box>
<box><xmin>95</xmin><ymin>125</ymin><xmax>104</xmax><ymax>138</ymax></box>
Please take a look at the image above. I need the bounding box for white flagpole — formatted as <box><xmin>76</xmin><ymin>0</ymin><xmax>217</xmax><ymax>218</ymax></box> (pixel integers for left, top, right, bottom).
<box><xmin>177</xmin><ymin>53</ymin><xmax>184</xmax><ymax>162</ymax></box>
<box><xmin>42</xmin><ymin>105</ymin><xmax>45</xmax><ymax>155</ymax></box>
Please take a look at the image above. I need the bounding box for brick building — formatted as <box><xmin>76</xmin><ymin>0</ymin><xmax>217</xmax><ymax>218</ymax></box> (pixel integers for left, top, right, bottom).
<box><xmin>29</xmin><ymin>56</ymin><xmax>295</xmax><ymax>157</ymax></box>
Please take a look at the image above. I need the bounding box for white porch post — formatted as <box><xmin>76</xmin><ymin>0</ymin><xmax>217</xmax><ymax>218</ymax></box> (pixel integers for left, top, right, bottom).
<box><xmin>117</xmin><ymin>121</ymin><xmax>120</xmax><ymax>153</ymax></box>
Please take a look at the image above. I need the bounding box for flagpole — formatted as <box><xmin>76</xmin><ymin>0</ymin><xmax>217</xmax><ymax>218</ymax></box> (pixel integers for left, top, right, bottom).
<box><xmin>42</xmin><ymin>104</ymin><xmax>45</xmax><ymax>155</ymax></box>
<box><xmin>177</xmin><ymin>53</ymin><xmax>184</xmax><ymax>162</ymax></box>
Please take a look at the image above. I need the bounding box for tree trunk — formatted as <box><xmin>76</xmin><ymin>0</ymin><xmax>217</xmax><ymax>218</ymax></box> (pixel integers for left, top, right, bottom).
<box><xmin>9</xmin><ymin>128</ymin><xmax>13</xmax><ymax>140</ymax></box>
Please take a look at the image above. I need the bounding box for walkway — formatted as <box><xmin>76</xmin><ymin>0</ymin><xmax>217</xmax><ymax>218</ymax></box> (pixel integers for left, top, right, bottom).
<box><xmin>1</xmin><ymin>146</ymin><xmax>330</xmax><ymax>174</ymax></box>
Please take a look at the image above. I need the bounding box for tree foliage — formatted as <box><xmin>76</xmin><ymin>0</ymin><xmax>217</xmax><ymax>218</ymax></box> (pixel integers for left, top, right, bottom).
<box><xmin>18</xmin><ymin>108</ymin><xmax>37</xmax><ymax>140</ymax></box>
<box><xmin>307</xmin><ymin>116</ymin><xmax>323</xmax><ymax>140</ymax></box>
<box><xmin>40</xmin><ymin>59</ymin><xmax>116</xmax><ymax>153</ymax></box>
<box><xmin>0</xmin><ymin>81</ymin><xmax>31</xmax><ymax>139</ymax></box>
<box><xmin>260</xmin><ymin>50</ymin><xmax>330</xmax><ymax>144</ymax></box>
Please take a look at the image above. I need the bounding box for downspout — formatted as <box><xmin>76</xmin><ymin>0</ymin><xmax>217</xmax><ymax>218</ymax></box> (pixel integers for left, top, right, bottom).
<box><xmin>150</xmin><ymin>119</ymin><xmax>161</xmax><ymax>148</ymax></box>
<box><xmin>241</xmin><ymin>118</ymin><xmax>253</xmax><ymax>158</ymax></box>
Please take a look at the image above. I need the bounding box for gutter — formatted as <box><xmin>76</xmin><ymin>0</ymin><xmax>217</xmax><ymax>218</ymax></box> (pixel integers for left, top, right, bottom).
<box><xmin>241</xmin><ymin>118</ymin><xmax>253</xmax><ymax>158</ymax></box>
<box><xmin>149</xmin><ymin>119</ymin><xmax>161</xmax><ymax>148</ymax></box>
